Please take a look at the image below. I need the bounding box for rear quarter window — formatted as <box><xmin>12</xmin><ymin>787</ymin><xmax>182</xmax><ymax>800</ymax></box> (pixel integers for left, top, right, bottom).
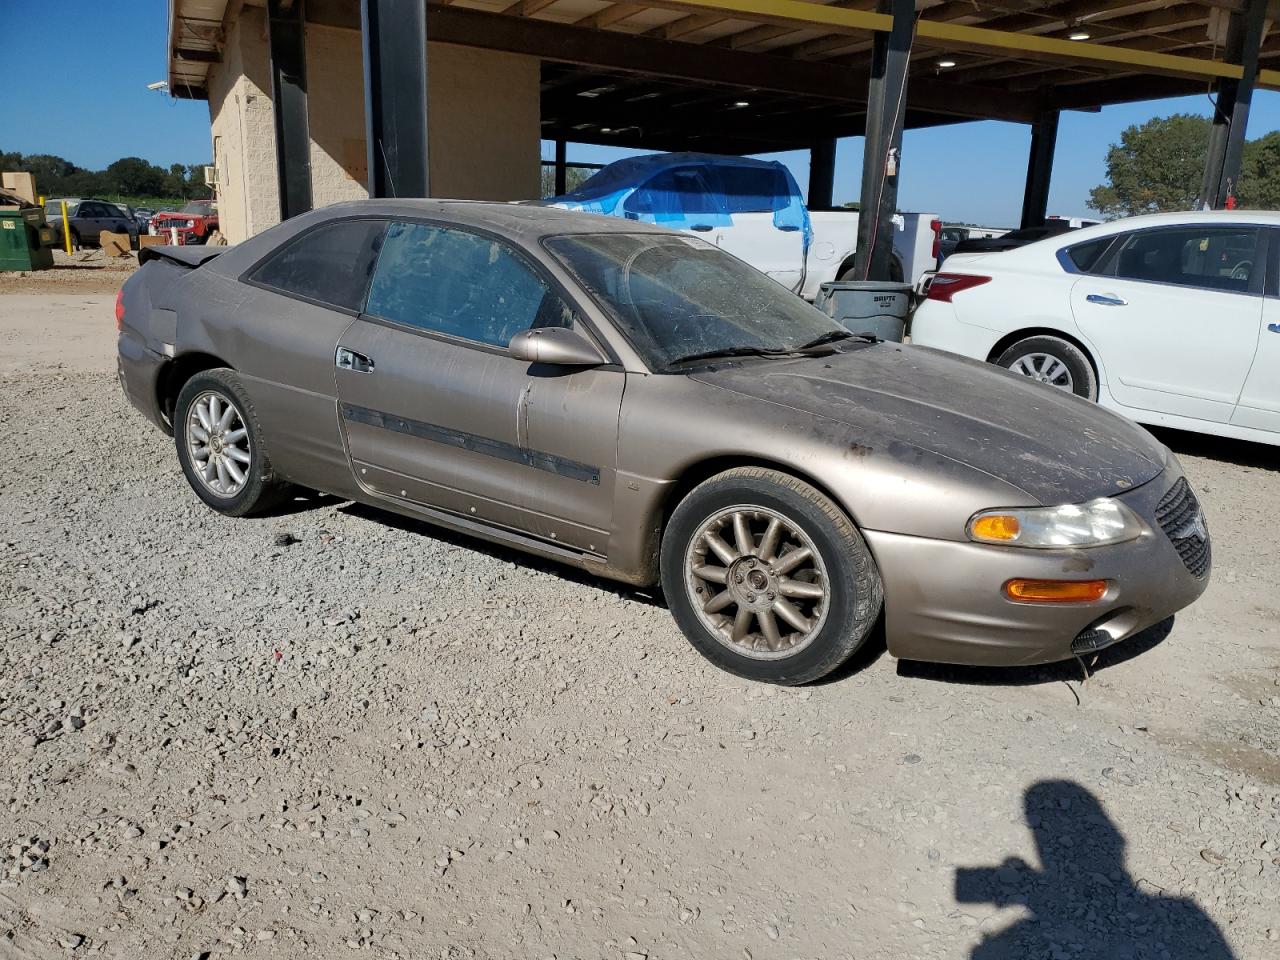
<box><xmin>248</xmin><ymin>218</ymin><xmax>387</xmax><ymax>312</ymax></box>
<box><xmin>1062</xmin><ymin>236</ymin><xmax>1113</xmax><ymax>273</ymax></box>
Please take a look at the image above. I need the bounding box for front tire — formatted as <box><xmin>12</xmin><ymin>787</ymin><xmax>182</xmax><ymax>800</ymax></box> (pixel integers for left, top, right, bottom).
<box><xmin>174</xmin><ymin>369</ymin><xmax>288</xmax><ymax>517</ymax></box>
<box><xmin>661</xmin><ymin>467</ymin><xmax>883</xmax><ymax>685</ymax></box>
<box><xmin>995</xmin><ymin>335</ymin><xmax>1098</xmax><ymax>401</ymax></box>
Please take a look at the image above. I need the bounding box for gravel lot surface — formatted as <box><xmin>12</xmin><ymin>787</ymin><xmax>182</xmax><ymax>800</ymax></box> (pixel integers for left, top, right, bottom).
<box><xmin>0</xmin><ymin>249</ymin><xmax>137</xmax><ymax>297</ymax></box>
<box><xmin>1</xmin><ymin>293</ymin><xmax>1278</xmax><ymax>959</ymax></box>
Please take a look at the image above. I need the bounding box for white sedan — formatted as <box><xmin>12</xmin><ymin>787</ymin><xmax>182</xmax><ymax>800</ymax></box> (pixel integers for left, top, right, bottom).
<box><xmin>911</xmin><ymin>211</ymin><xmax>1279</xmax><ymax>446</ymax></box>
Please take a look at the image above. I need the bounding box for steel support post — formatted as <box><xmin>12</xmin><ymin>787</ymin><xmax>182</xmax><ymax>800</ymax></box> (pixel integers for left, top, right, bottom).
<box><xmin>1020</xmin><ymin>110</ymin><xmax>1059</xmax><ymax>229</ymax></box>
<box><xmin>852</xmin><ymin>0</ymin><xmax>912</xmax><ymax>281</ymax></box>
<box><xmin>268</xmin><ymin>0</ymin><xmax>313</xmax><ymax>220</ymax></box>
<box><xmin>362</xmin><ymin>0</ymin><xmax>430</xmax><ymax>198</ymax></box>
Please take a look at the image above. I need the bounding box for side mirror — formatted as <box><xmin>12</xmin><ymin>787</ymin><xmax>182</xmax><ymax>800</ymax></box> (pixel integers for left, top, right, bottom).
<box><xmin>509</xmin><ymin>327</ymin><xmax>607</xmax><ymax>367</ymax></box>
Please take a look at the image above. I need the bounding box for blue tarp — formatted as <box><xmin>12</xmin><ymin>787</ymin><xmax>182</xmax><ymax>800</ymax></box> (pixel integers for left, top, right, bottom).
<box><xmin>548</xmin><ymin>152</ymin><xmax>811</xmax><ymax>252</ymax></box>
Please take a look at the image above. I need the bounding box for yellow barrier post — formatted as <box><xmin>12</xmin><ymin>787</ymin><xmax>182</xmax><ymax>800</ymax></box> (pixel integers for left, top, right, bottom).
<box><xmin>60</xmin><ymin>200</ymin><xmax>71</xmax><ymax>255</ymax></box>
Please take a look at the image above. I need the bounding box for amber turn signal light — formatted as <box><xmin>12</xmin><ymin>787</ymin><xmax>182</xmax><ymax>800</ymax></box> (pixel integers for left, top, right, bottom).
<box><xmin>971</xmin><ymin>514</ymin><xmax>1021</xmax><ymax>542</ymax></box>
<box><xmin>1004</xmin><ymin>579</ymin><xmax>1108</xmax><ymax>603</ymax></box>
<box><xmin>115</xmin><ymin>289</ymin><xmax>125</xmax><ymax>332</ymax></box>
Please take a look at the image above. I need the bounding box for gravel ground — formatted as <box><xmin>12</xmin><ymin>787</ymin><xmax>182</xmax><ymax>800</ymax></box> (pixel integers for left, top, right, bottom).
<box><xmin>0</xmin><ymin>249</ymin><xmax>138</xmax><ymax>297</ymax></box>
<box><xmin>1</xmin><ymin>294</ymin><xmax>1278</xmax><ymax>959</ymax></box>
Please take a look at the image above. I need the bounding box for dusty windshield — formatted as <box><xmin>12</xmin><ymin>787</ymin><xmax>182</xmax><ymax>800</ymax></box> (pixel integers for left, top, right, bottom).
<box><xmin>545</xmin><ymin>232</ymin><xmax>846</xmax><ymax>370</ymax></box>
<box><xmin>179</xmin><ymin>201</ymin><xmax>214</xmax><ymax>215</ymax></box>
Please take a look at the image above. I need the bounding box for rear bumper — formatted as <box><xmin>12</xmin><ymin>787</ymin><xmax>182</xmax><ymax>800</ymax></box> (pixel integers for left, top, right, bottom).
<box><xmin>865</xmin><ymin>466</ymin><xmax>1210</xmax><ymax>667</ymax></box>
<box><xmin>117</xmin><ymin>330</ymin><xmax>170</xmax><ymax>434</ymax></box>
<box><xmin>908</xmin><ymin>301</ymin><xmax>1002</xmax><ymax>360</ymax></box>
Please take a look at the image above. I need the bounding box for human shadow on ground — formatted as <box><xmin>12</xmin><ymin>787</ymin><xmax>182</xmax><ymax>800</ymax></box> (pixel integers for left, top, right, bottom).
<box><xmin>896</xmin><ymin>617</ymin><xmax>1174</xmax><ymax>687</ymax></box>
<box><xmin>956</xmin><ymin>780</ymin><xmax>1234</xmax><ymax>959</ymax></box>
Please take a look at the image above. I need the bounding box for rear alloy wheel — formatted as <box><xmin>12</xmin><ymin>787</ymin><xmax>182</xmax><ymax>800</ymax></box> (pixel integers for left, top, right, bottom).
<box><xmin>995</xmin><ymin>335</ymin><xmax>1098</xmax><ymax>401</ymax></box>
<box><xmin>174</xmin><ymin>369</ymin><xmax>288</xmax><ymax>516</ymax></box>
<box><xmin>662</xmin><ymin>467</ymin><xmax>882</xmax><ymax>685</ymax></box>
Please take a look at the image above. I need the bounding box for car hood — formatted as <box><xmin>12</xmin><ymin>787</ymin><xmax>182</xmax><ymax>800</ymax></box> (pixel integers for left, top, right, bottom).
<box><xmin>690</xmin><ymin>343</ymin><xmax>1166</xmax><ymax>505</ymax></box>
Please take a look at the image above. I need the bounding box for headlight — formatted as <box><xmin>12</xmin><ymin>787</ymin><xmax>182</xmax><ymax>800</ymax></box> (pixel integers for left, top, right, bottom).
<box><xmin>967</xmin><ymin>498</ymin><xmax>1143</xmax><ymax>548</ymax></box>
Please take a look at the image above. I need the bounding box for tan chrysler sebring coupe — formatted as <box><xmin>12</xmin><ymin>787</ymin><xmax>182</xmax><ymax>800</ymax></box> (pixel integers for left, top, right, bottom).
<box><xmin>117</xmin><ymin>201</ymin><xmax>1210</xmax><ymax>685</ymax></box>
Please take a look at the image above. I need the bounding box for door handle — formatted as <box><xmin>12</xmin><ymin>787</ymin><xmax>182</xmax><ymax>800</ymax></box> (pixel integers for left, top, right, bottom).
<box><xmin>336</xmin><ymin>346</ymin><xmax>375</xmax><ymax>373</ymax></box>
<box><xmin>690</xmin><ymin>224</ymin><xmax>714</xmax><ymax>232</ymax></box>
<box><xmin>1086</xmin><ymin>293</ymin><xmax>1127</xmax><ymax>306</ymax></box>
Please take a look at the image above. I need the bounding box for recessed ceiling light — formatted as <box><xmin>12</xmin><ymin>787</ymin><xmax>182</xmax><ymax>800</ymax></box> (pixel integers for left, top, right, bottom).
<box><xmin>732</xmin><ymin>100</ymin><xmax>751</xmax><ymax>107</ymax></box>
<box><xmin>600</xmin><ymin>127</ymin><xmax>614</xmax><ymax>133</ymax></box>
<box><xmin>937</xmin><ymin>59</ymin><xmax>956</xmax><ymax>68</ymax></box>
<box><xmin>1068</xmin><ymin>30</ymin><xmax>1090</xmax><ymax>40</ymax></box>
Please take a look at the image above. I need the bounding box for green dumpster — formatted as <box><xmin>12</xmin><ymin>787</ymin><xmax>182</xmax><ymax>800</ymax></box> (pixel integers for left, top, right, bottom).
<box><xmin>0</xmin><ymin>194</ymin><xmax>56</xmax><ymax>271</ymax></box>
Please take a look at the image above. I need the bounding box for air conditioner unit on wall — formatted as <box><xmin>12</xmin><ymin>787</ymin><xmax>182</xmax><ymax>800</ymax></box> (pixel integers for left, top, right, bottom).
<box><xmin>203</xmin><ymin>165</ymin><xmax>217</xmax><ymax>187</ymax></box>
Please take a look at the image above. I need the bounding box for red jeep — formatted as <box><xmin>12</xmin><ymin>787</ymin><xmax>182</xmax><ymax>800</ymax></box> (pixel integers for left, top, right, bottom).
<box><xmin>150</xmin><ymin>200</ymin><xmax>219</xmax><ymax>245</ymax></box>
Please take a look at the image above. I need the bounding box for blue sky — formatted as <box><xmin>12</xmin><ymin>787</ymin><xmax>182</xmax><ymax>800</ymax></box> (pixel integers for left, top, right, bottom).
<box><xmin>6</xmin><ymin>0</ymin><xmax>1279</xmax><ymax>226</ymax></box>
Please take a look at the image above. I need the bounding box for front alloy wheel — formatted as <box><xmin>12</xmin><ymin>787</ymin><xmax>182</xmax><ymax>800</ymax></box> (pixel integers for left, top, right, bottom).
<box><xmin>662</xmin><ymin>467</ymin><xmax>882</xmax><ymax>685</ymax></box>
<box><xmin>686</xmin><ymin>506</ymin><xmax>829</xmax><ymax>660</ymax></box>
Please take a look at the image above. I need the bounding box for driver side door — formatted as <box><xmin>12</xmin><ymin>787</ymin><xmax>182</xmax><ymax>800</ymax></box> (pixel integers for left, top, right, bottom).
<box><xmin>335</xmin><ymin>219</ymin><xmax>623</xmax><ymax>553</ymax></box>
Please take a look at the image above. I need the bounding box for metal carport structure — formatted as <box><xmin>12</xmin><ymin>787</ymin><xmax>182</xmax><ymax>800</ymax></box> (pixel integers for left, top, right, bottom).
<box><xmin>169</xmin><ymin>0</ymin><xmax>1279</xmax><ymax>278</ymax></box>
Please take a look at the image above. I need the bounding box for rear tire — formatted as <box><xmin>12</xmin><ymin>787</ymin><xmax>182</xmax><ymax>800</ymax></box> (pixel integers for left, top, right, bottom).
<box><xmin>995</xmin><ymin>335</ymin><xmax>1098</xmax><ymax>401</ymax></box>
<box><xmin>174</xmin><ymin>369</ymin><xmax>290</xmax><ymax>517</ymax></box>
<box><xmin>661</xmin><ymin>467</ymin><xmax>883</xmax><ymax>685</ymax></box>
<box><xmin>837</xmin><ymin>256</ymin><xmax>905</xmax><ymax>284</ymax></box>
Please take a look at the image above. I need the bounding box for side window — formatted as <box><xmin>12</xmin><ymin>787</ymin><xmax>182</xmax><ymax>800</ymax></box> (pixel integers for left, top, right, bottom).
<box><xmin>1063</xmin><ymin>236</ymin><xmax>1113</xmax><ymax>273</ymax></box>
<box><xmin>249</xmin><ymin>218</ymin><xmax>387</xmax><ymax>311</ymax></box>
<box><xmin>1110</xmin><ymin>227</ymin><xmax>1260</xmax><ymax>292</ymax></box>
<box><xmin>714</xmin><ymin>166</ymin><xmax>788</xmax><ymax>214</ymax></box>
<box><xmin>624</xmin><ymin>169</ymin><xmax>719</xmax><ymax>219</ymax></box>
<box><xmin>364</xmin><ymin>221</ymin><xmax>572</xmax><ymax>348</ymax></box>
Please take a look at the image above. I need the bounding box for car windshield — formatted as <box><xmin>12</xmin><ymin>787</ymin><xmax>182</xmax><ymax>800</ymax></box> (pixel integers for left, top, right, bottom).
<box><xmin>179</xmin><ymin>201</ymin><xmax>212</xmax><ymax>215</ymax></box>
<box><xmin>545</xmin><ymin>232</ymin><xmax>848</xmax><ymax>370</ymax></box>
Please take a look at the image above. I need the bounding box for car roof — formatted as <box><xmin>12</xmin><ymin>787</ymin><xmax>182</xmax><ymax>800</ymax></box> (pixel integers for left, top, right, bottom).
<box><xmin>314</xmin><ymin>198</ymin><xmax>677</xmax><ymax>243</ymax></box>
<box><xmin>1069</xmin><ymin>209</ymin><xmax>1280</xmax><ymax>237</ymax></box>
<box><xmin>946</xmin><ymin>209</ymin><xmax>1280</xmax><ymax>271</ymax></box>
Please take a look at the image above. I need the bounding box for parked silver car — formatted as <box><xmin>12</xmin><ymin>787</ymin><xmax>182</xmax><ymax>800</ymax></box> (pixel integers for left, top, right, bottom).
<box><xmin>116</xmin><ymin>201</ymin><xmax>1210</xmax><ymax>684</ymax></box>
<box><xmin>44</xmin><ymin>198</ymin><xmax>138</xmax><ymax>248</ymax></box>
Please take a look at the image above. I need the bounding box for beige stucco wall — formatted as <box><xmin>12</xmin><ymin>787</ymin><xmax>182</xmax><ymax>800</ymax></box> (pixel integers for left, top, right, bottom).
<box><xmin>425</xmin><ymin>43</ymin><xmax>541</xmax><ymax>201</ymax></box>
<box><xmin>209</xmin><ymin>19</ymin><xmax>541</xmax><ymax>244</ymax></box>
<box><xmin>207</xmin><ymin>5</ymin><xmax>279</xmax><ymax>245</ymax></box>
<box><xmin>305</xmin><ymin>23</ymin><xmax>370</xmax><ymax>209</ymax></box>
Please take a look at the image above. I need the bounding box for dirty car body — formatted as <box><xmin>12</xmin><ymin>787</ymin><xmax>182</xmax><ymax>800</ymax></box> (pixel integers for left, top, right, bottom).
<box><xmin>117</xmin><ymin>200</ymin><xmax>1210</xmax><ymax>684</ymax></box>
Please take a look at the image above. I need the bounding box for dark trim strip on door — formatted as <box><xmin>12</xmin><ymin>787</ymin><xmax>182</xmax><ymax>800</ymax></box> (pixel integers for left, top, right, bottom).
<box><xmin>341</xmin><ymin>403</ymin><xmax>601</xmax><ymax>485</ymax></box>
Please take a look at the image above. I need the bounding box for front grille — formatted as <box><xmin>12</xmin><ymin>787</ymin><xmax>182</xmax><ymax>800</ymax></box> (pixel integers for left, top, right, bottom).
<box><xmin>1154</xmin><ymin>477</ymin><xmax>1211</xmax><ymax>579</ymax></box>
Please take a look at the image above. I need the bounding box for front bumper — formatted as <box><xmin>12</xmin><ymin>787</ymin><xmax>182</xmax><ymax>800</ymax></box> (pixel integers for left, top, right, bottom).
<box><xmin>865</xmin><ymin>464</ymin><xmax>1210</xmax><ymax>666</ymax></box>
<box><xmin>150</xmin><ymin>223</ymin><xmax>198</xmax><ymax>244</ymax></box>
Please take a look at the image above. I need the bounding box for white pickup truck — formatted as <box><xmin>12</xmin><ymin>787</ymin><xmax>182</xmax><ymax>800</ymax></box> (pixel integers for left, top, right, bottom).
<box><xmin>546</xmin><ymin>152</ymin><xmax>941</xmax><ymax>298</ymax></box>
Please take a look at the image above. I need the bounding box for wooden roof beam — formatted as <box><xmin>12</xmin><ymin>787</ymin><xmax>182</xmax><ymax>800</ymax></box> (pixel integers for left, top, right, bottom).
<box><xmin>575</xmin><ymin>2</ymin><xmax>648</xmax><ymax>29</ymax></box>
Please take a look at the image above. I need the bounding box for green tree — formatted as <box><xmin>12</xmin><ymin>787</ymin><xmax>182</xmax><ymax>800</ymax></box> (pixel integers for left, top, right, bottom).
<box><xmin>539</xmin><ymin>164</ymin><xmax>594</xmax><ymax>199</ymax></box>
<box><xmin>1240</xmin><ymin>131</ymin><xmax>1280</xmax><ymax>208</ymax></box>
<box><xmin>1</xmin><ymin>148</ymin><xmax>212</xmax><ymax>202</ymax></box>
<box><xmin>104</xmin><ymin>157</ymin><xmax>166</xmax><ymax>197</ymax></box>
<box><xmin>1088</xmin><ymin>114</ymin><xmax>1211</xmax><ymax>218</ymax></box>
